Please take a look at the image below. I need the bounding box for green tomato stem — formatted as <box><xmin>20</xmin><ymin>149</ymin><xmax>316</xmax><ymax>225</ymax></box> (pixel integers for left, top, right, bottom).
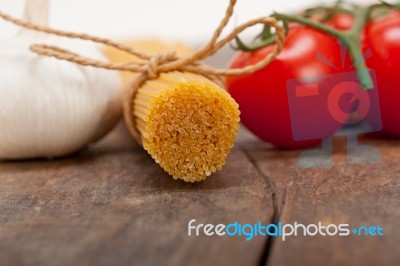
<box><xmin>346</xmin><ymin>6</ymin><xmax>374</xmax><ymax>89</ymax></box>
<box><xmin>275</xmin><ymin>13</ymin><xmax>343</xmax><ymax>38</ymax></box>
<box><xmin>276</xmin><ymin>7</ymin><xmax>374</xmax><ymax>90</ymax></box>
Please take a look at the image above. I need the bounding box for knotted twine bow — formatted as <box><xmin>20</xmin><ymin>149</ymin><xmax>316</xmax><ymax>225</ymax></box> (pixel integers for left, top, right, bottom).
<box><xmin>0</xmin><ymin>0</ymin><xmax>285</xmax><ymax>144</ymax></box>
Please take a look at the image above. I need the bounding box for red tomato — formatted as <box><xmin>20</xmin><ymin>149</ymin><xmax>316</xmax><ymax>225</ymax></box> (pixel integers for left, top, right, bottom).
<box><xmin>226</xmin><ymin>26</ymin><xmax>349</xmax><ymax>149</ymax></box>
<box><xmin>326</xmin><ymin>13</ymin><xmax>354</xmax><ymax>30</ymax></box>
<box><xmin>364</xmin><ymin>11</ymin><xmax>400</xmax><ymax>137</ymax></box>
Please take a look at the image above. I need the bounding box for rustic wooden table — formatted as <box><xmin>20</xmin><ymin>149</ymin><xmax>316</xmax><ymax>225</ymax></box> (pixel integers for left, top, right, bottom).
<box><xmin>0</xmin><ymin>121</ymin><xmax>399</xmax><ymax>266</ymax></box>
<box><xmin>0</xmin><ymin>48</ymin><xmax>399</xmax><ymax>266</ymax></box>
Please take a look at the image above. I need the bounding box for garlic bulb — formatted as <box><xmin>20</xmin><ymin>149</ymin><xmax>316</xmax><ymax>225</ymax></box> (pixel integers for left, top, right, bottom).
<box><xmin>0</xmin><ymin>0</ymin><xmax>122</xmax><ymax>159</ymax></box>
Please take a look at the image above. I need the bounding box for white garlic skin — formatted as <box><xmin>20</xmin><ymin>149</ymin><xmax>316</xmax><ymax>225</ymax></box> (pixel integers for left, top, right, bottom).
<box><xmin>0</xmin><ymin>36</ymin><xmax>122</xmax><ymax>159</ymax></box>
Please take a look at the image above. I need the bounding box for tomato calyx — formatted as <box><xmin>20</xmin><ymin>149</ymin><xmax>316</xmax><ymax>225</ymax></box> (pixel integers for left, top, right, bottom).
<box><xmin>232</xmin><ymin>14</ymin><xmax>289</xmax><ymax>52</ymax></box>
<box><xmin>302</xmin><ymin>0</ymin><xmax>357</xmax><ymax>23</ymax></box>
<box><xmin>233</xmin><ymin>1</ymin><xmax>400</xmax><ymax>91</ymax></box>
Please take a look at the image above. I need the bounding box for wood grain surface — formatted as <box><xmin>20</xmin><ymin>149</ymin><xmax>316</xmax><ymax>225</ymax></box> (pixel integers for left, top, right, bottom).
<box><xmin>0</xmin><ymin>123</ymin><xmax>399</xmax><ymax>266</ymax></box>
<box><xmin>0</xmin><ymin>123</ymin><xmax>275</xmax><ymax>266</ymax></box>
<box><xmin>242</xmin><ymin>130</ymin><xmax>400</xmax><ymax>266</ymax></box>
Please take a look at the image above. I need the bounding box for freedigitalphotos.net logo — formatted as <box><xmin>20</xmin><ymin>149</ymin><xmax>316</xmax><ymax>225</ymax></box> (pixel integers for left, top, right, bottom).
<box><xmin>188</xmin><ymin>219</ymin><xmax>384</xmax><ymax>241</ymax></box>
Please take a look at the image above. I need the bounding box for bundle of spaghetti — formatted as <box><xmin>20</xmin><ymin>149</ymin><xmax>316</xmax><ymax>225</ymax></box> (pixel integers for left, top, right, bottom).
<box><xmin>134</xmin><ymin>71</ymin><xmax>240</xmax><ymax>182</ymax></box>
<box><xmin>105</xmin><ymin>41</ymin><xmax>235</xmax><ymax>181</ymax></box>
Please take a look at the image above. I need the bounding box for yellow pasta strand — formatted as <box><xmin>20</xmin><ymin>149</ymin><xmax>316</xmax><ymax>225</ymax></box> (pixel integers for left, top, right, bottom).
<box><xmin>134</xmin><ymin>71</ymin><xmax>240</xmax><ymax>182</ymax></box>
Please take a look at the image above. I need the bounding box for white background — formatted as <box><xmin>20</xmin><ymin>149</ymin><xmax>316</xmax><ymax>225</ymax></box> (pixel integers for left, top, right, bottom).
<box><xmin>0</xmin><ymin>0</ymin><xmax>372</xmax><ymax>45</ymax></box>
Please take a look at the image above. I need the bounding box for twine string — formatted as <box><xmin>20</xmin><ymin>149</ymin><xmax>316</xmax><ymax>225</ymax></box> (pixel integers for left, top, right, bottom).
<box><xmin>0</xmin><ymin>0</ymin><xmax>285</xmax><ymax>78</ymax></box>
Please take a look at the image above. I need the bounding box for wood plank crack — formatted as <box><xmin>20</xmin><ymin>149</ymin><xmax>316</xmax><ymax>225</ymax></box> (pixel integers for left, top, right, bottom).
<box><xmin>239</xmin><ymin>147</ymin><xmax>287</xmax><ymax>266</ymax></box>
